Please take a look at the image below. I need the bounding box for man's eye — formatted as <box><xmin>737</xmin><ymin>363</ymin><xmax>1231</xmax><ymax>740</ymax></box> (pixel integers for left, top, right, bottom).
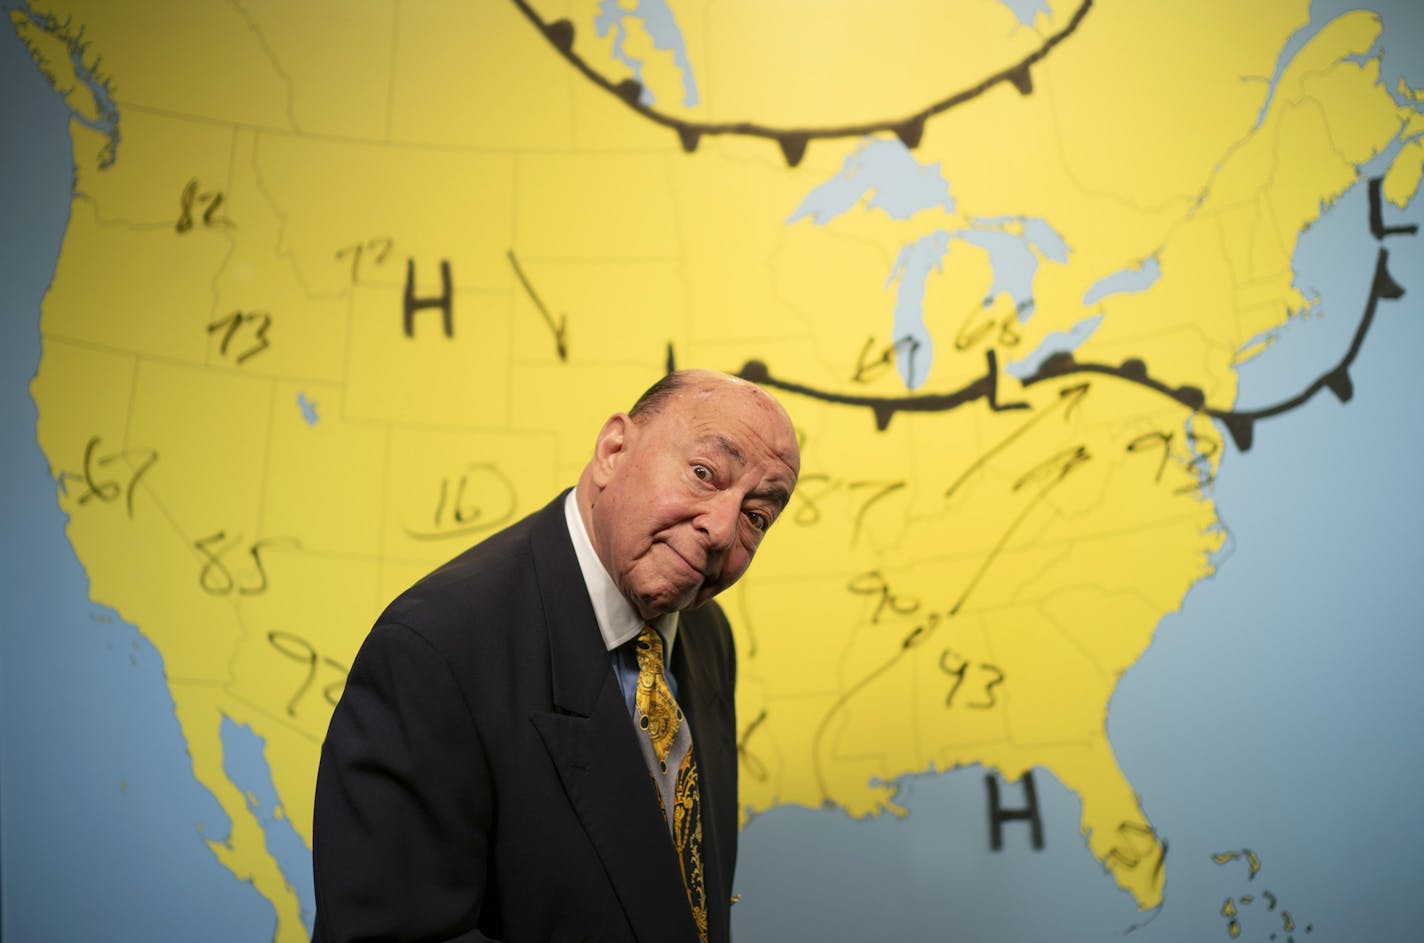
<box><xmin>747</xmin><ymin>510</ymin><xmax>768</xmax><ymax>531</ymax></box>
<box><xmin>692</xmin><ymin>464</ymin><xmax>712</xmax><ymax>481</ymax></box>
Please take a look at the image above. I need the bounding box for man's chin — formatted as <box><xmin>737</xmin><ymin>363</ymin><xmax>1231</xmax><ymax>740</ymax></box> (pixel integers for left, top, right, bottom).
<box><xmin>632</xmin><ymin>584</ymin><xmax>701</xmax><ymax>620</ymax></box>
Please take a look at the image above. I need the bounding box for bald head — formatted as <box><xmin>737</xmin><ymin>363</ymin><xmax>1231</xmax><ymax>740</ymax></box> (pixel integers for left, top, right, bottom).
<box><xmin>577</xmin><ymin>370</ymin><xmax>800</xmax><ymax>618</ymax></box>
<box><xmin>627</xmin><ymin>369</ymin><xmax>789</xmax><ymax>429</ymax></box>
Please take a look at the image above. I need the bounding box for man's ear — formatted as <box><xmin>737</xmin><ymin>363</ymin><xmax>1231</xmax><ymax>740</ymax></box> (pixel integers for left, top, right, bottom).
<box><xmin>590</xmin><ymin>413</ymin><xmax>633</xmax><ymax>488</ymax></box>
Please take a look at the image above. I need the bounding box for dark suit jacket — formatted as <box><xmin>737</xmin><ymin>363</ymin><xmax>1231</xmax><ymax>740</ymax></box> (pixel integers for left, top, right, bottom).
<box><xmin>312</xmin><ymin>492</ymin><xmax>739</xmax><ymax>943</ymax></box>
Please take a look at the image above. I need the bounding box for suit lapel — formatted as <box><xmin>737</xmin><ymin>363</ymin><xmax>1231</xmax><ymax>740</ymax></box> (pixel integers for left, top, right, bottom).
<box><xmin>524</xmin><ymin>496</ymin><xmax>701</xmax><ymax>942</ymax></box>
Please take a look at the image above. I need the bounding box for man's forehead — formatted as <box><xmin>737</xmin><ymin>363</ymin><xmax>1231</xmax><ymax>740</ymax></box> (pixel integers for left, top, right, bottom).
<box><xmin>644</xmin><ymin>372</ymin><xmax>799</xmax><ymax>470</ymax></box>
<box><xmin>698</xmin><ymin>433</ymin><xmax>746</xmax><ymax>465</ymax></box>
<box><xmin>693</xmin><ymin>428</ymin><xmax>797</xmax><ymax>493</ymax></box>
<box><xmin>683</xmin><ymin>407</ymin><xmax>795</xmax><ymax>463</ymax></box>
<box><xmin>680</xmin><ymin>381</ymin><xmax>793</xmax><ymax>433</ymax></box>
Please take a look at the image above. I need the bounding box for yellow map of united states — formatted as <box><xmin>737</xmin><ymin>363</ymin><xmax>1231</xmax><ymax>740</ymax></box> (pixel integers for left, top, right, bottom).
<box><xmin>15</xmin><ymin>1</ymin><xmax>1421</xmax><ymax>939</ymax></box>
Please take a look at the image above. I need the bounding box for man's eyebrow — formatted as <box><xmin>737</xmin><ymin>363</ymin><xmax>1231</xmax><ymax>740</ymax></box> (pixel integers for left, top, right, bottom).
<box><xmin>699</xmin><ymin>435</ymin><xmax>746</xmax><ymax>465</ymax></box>
<box><xmin>697</xmin><ymin>434</ymin><xmax>792</xmax><ymax>510</ymax></box>
<box><xmin>759</xmin><ymin>483</ymin><xmax>793</xmax><ymax>513</ymax></box>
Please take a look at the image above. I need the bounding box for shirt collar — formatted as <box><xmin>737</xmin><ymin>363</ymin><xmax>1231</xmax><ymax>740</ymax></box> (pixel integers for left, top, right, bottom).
<box><xmin>564</xmin><ymin>488</ymin><xmax>678</xmax><ymax>665</ymax></box>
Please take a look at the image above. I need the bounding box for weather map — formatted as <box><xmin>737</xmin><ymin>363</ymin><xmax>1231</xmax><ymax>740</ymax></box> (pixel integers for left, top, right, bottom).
<box><xmin>3</xmin><ymin>1</ymin><xmax>1423</xmax><ymax>940</ymax></box>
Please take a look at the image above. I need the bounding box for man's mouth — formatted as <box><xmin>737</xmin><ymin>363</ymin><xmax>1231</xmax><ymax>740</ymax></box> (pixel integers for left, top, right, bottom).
<box><xmin>668</xmin><ymin>545</ymin><xmax>711</xmax><ymax>583</ymax></box>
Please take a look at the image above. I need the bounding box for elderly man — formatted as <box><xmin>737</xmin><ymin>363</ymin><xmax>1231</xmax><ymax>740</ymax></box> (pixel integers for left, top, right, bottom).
<box><xmin>312</xmin><ymin>370</ymin><xmax>800</xmax><ymax>943</ymax></box>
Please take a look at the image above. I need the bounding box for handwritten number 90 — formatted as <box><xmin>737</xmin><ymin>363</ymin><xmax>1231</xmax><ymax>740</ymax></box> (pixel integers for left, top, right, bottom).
<box><xmin>267</xmin><ymin>631</ymin><xmax>347</xmax><ymax>718</ymax></box>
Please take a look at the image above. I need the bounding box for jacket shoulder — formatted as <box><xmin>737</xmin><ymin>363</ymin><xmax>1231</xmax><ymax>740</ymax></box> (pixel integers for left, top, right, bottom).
<box><xmin>373</xmin><ymin>493</ymin><xmax>574</xmax><ymax>652</ymax></box>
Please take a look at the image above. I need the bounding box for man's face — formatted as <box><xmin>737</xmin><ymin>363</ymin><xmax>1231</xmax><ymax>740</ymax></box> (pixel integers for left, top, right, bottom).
<box><xmin>587</xmin><ymin>380</ymin><xmax>800</xmax><ymax>620</ymax></box>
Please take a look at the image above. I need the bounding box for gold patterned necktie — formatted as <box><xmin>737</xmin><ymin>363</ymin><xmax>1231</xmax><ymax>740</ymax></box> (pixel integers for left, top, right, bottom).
<box><xmin>634</xmin><ymin>625</ymin><xmax>708</xmax><ymax>942</ymax></box>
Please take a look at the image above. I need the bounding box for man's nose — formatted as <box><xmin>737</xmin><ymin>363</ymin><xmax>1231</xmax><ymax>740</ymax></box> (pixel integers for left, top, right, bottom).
<box><xmin>697</xmin><ymin>491</ymin><xmax>741</xmax><ymax>550</ymax></box>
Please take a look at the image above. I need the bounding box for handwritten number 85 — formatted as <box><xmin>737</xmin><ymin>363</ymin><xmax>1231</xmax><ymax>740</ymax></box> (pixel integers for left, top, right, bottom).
<box><xmin>267</xmin><ymin>631</ymin><xmax>347</xmax><ymax>718</ymax></box>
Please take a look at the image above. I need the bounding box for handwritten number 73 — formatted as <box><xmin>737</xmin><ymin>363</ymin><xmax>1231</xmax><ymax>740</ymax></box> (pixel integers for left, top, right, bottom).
<box><xmin>207</xmin><ymin>311</ymin><xmax>271</xmax><ymax>364</ymax></box>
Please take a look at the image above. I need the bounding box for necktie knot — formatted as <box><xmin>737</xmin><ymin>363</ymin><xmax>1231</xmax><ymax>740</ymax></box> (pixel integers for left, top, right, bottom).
<box><xmin>633</xmin><ymin>625</ymin><xmax>681</xmax><ymax>766</ymax></box>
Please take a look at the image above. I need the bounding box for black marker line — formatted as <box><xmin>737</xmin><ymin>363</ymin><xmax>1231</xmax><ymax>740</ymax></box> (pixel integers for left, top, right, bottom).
<box><xmin>945</xmin><ymin>382</ymin><xmax>1089</xmax><ymax>499</ymax></box>
<box><xmin>951</xmin><ymin>447</ymin><xmax>1089</xmax><ymax>616</ymax></box>
<box><xmin>745</xmin><ymin>184</ymin><xmax>1410</xmax><ymax>449</ymax></box>
<box><xmin>809</xmin><ymin>618</ymin><xmax>934</xmax><ymax>804</ymax></box>
<box><xmin>1023</xmin><ymin>247</ymin><xmax>1404</xmax><ymax>451</ymax></box>
<box><xmin>739</xmin><ymin>349</ymin><xmax>1028</xmax><ymax>432</ymax></box>
<box><xmin>808</xmin><ymin>450</ymin><xmax>1083</xmax><ymax>802</ymax></box>
<box><xmin>506</xmin><ymin>0</ymin><xmax>1094</xmax><ymax>167</ymax></box>
<box><xmin>737</xmin><ymin>708</ymin><xmax>771</xmax><ymax>782</ymax></box>
<box><xmin>506</xmin><ymin>249</ymin><xmax>568</xmax><ymax>361</ymax></box>
<box><xmin>1370</xmin><ymin>177</ymin><xmax>1420</xmax><ymax>239</ymax></box>
<box><xmin>403</xmin><ymin>512</ymin><xmax>517</xmax><ymax>542</ymax></box>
